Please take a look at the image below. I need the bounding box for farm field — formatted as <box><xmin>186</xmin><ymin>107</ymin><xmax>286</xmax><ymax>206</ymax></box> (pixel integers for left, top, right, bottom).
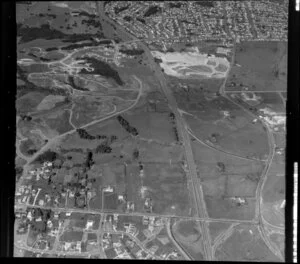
<box><xmin>225</xmin><ymin>41</ymin><xmax>287</xmax><ymax>92</ymax></box>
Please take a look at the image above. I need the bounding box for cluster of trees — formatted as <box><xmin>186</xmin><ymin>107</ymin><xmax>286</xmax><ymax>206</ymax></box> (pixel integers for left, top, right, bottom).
<box><xmin>136</xmin><ymin>17</ymin><xmax>146</xmax><ymax>24</ymax></box>
<box><xmin>138</xmin><ymin>162</ymin><xmax>143</xmax><ymax>170</ymax></box>
<box><xmin>119</xmin><ymin>49</ymin><xmax>144</xmax><ymax>56</ymax></box>
<box><xmin>169</xmin><ymin>112</ymin><xmax>179</xmax><ymax>142</ymax></box>
<box><xmin>76</xmin><ymin>128</ymin><xmax>117</xmax><ymax>143</ymax></box>
<box><xmin>79</xmin><ymin>57</ymin><xmax>124</xmax><ymax>86</ymax></box>
<box><xmin>169</xmin><ymin>2</ymin><xmax>182</xmax><ymax>8</ymax></box>
<box><xmin>143</xmin><ymin>6</ymin><xmax>162</xmax><ymax>17</ymax></box>
<box><xmin>68</xmin><ymin>76</ymin><xmax>89</xmax><ymax>91</ymax></box>
<box><xmin>35</xmin><ymin>150</ymin><xmax>57</xmax><ymax>163</ymax></box>
<box><xmin>20</xmin><ymin>114</ymin><xmax>32</xmax><ymax>121</ymax></box>
<box><xmin>216</xmin><ymin>162</ymin><xmax>226</xmax><ymax>173</ymax></box>
<box><xmin>30</xmin><ymin>208</ymin><xmax>52</xmax><ymax>233</ymax></box>
<box><xmin>133</xmin><ymin>148</ymin><xmax>139</xmax><ymax>160</ymax></box>
<box><xmin>77</xmin><ymin>128</ymin><xmax>97</xmax><ymax>140</ymax></box>
<box><xmin>18</xmin><ymin>23</ymin><xmax>100</xmax><ymax>45</ymax></box>
<box><xmin>95</xmin><ymin>143</ymin><xmax>112</xmax><ymax>154</ymax></box>
<box><xmin>117</xmin><ymin>115</ymin><xmax>138</xmax><ymax>136</ymax></box>
<box><xmin>85</xmin><ymin>151</ymin><xmax>94</xmax><ymax>169</ymax></box>
<box><xmin>114</xmin><ymin>4</ymin><xmax>130</xmax><ymax>15</ymax></box>
<box><xmin>123</xmin><ymin>16</ymin><xmax>132</xmax><ymax>22</ymax></box>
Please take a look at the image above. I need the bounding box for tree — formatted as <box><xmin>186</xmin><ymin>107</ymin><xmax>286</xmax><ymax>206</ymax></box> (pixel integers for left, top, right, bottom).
<box><xmin>133</xmin><ymin>149</ymin><xmax>139</xmax><ymax>160</ymax></box>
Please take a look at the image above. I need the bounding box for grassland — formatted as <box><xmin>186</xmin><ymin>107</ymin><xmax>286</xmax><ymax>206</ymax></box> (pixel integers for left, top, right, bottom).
<box><xmin>172</xmin><ymin>219</ymin><xmax>205</xmax><ymax>260</ymax></box>
<box><xmin>226</xmin><ymin>41</ymin><xmax>287</xmax><ymax>92</ymax></box>
<box><xmin>143</xmin><ymin>163</ymin><xmax>190</xmax><ymax>216</ymax></box>
<box><xmin>122</xmin><ymin>111</ymin><xmax>177</xmax><ymax>144</ymax></box>
<box><xmin>208</xmin><ymin>221</ymin><xmax>232</xmax><ymax>244</ymax></box>
<box><xmin>214</xmin><ymin>224</ymin><xmax>281</xmax><ymax>261</ymax></box>
<box><xmin>227</xmin><ymin>91</ymin><xmax>285</xmax><ymax>115</ymax></box>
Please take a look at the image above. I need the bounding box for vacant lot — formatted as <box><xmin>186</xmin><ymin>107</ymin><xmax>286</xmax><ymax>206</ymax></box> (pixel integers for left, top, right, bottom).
<box><xmin>226</xmin><ymin>41</ymin><xmax>287</xmax><ymax>92</ymax></box>
<box><xmin>60</xmin><ymin>231</ymin><xmax>83</xmax><ymax>242</ymax></box>
<box><xmin>215</xmin><ymin>224</ymin><xmax>281</xmax><ymax>261</ymax></box>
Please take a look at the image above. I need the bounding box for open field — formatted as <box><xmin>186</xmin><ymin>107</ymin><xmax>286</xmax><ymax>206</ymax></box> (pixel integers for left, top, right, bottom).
<box><xmin>185</xmin><ymin>109</ymin><xmax>269</xmax><ymax>160</ymax></box>
<box><xmin>143</xmin><ymin>163</ymin><xmax>191</xmax><ymax>216</ymax></box>
<box><xmin>16</xmin><ymin>91</ymin><xmax>50</xmax><ymax>114</ymax></box>
<box><xmin>214</xmin><ymin>224</ymin><xmax>281</xmax><ymax>261</ymax></box>
<box><xmin>205</xmin><ymin>197</ymin><xmax>256</xmax><ymax>220</ymax></box>
<box><xmin>261</xmin><ymin>154</ymin><xmax>285</xmax><ymax>228</ymax></box>
<box><xmin>139</xmin><ymin>141</ymin><xmax>184</xmax><ymax>163</ymax></box>
<box><xmin>172</xmin><ymin>82</ymin><xmax>269</xmax><ymax>159</ymax></box>
<box><xmin>208</xmin><ymin>221</ymin><xmax>232</xmax><ymax>244</ymax></box>
<box><xmin>191</xmin><ymin>140</ymin><xmax>265</xmax><ymax>180</ymax></box>
<box><xmin>172</xmin><ymin>219</ymin><xmax>205</xmax><ymax>260</ymax></box>
<box><xmin>122</xmin><ymin>111</ymin><xmax>177</xmax><ymax>144</ymax></box>
<box><xmin>226</xmin><ymin>41</ymin><xmax>287</xmax><ymax>92</ymax></box>
<box><xmin>71</xmin><ymin>96</ymin><xmax>115</xmax><ymax>127</ymax></box>
<box><xmin>227</xmin><ymin>92</ymin><xmax>285</xmax><ymax>113</ymax></box>
<box><xmin>269</xmin><ymin>233</ymin><xmax>285</xmax><ymax>258</ymax></box>
<box><xmin>42</xmin><ymin>109</ymin><xmax>74</xmax><ymax>134</ymax></box>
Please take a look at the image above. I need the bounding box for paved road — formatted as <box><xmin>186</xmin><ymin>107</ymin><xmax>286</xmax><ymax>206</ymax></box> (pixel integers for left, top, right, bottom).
<box><xmin>97</xmin><ymin>2</ymin><xmax>214</xmax><ymax>259</ymax></box>
<box><xmin>165</xmin><ymin>220</ymin><xmax>192</xmax><ymax>260</ymax></box>
<box><xmin>219</xmin><ymin>38</ymin><xmax>283</xmax><ymax>261</ymax></box>
<box><xmin>16</xmin><ymin>76</ymin><xmax>143</xmax><ymax>191</ymax></box>
<box><xmin>15</xmin><ymin>203</ymin><xmax>258</xmax><ymax>225</ymax></box>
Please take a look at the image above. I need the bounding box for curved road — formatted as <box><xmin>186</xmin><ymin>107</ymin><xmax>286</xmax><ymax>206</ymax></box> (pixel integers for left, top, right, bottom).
<box><xmin>16</xmin><ymin>75</ymin><xmax>143</xmax><ymax>190</ymax></box>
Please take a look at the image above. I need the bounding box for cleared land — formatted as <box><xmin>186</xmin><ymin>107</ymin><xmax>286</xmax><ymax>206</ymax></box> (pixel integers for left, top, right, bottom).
<box><xmin>151</xmin><ymin>51</ymin><xmax>229</xmax><ymax>79</ymax></box>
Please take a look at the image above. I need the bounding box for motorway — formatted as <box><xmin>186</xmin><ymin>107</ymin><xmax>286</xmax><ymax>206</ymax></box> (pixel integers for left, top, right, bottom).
<box><xmin>15</xmin><ymin>4</ymin><xmax>283</xmax><ymax>260</ymax></box>
<box><xmin>96</xmin><ymin>2</ymin><xmax>212</xmax><ymax>260</ymax></box>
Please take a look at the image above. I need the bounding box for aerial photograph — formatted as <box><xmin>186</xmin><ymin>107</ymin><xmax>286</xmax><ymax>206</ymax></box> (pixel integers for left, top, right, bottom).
<box><xmin>15</xmin><ymin>0</ymin><xmax>287</xmax><ymax>261</ymax></box>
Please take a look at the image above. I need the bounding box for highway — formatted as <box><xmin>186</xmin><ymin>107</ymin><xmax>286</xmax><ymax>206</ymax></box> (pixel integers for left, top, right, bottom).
<box><xmin>96</xmin><ymin>2</ymin><xmax>212</xmax><ymax>260</ymax></box>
